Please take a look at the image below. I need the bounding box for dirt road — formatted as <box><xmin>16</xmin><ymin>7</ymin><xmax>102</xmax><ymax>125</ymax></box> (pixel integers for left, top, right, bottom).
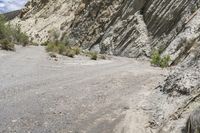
<box><xmin>0</xmin><ymin>46</ymin><xmax>167</xmax><ymax>133</ymax></box>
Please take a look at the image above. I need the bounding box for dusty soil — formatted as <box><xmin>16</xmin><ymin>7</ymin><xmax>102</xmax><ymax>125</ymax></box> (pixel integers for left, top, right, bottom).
<box><xmin>0</xmin><ymin>46</ymin><xmax>168</xmax><ymax>133</ymax></box>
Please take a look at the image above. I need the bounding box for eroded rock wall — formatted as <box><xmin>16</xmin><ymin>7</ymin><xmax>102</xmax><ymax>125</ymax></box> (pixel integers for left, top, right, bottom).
<box><xmin>160</xmin><ymin>9</ymin><xmax>200</xmax><ymax>96</ymax></box>
<box><xmin>14</xmin><ymin>0</ymin><xmax>200</xmax><ymax>99</ymax></box>
<box><xmin>66</xmin><ymin>0</ymin><xmax>200</xmax><ymax>61</ymax></box>
<box><xmin>68</xmin><ymin>0</ymin><xmax>148</xmax><ymax>57</ymax></box>
<box><xmin>11</xmin><ymin>0</ymin><xmax>81</xmax><ymax>43</ymax></box>
<box><xmin>142</xmin><ymin>0</ymin><xmax>200</xmax><ymax>97</ymax></box>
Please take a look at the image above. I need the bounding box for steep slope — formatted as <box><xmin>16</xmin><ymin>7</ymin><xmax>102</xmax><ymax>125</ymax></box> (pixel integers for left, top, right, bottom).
<box><xmin>13</xmin><ymin>0</ymin><xmax>200</xmax><ymax>59</ymax></box>
<box><xmin>12</xmin><ymin>0</ymin><xmax>80</xmax><ymax>43</ymax></box>
<box><xmin>2</xmin><ymin>10</ymin><xmax>21</xmax><ymax>20</ymax></box>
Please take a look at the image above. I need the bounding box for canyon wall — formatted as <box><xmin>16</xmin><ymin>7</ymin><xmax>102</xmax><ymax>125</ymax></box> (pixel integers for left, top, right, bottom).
<box><xmin>12</xmin><ymin>1</ymin><xmax>200</xmax><ymax>132</ymax></box>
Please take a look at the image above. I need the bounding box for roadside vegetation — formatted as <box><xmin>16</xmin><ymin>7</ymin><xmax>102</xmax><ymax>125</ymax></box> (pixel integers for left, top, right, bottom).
<box><xmin>0</xmin><ymin>15</ymin><xmax>29</xmax><ymax>51</ymax></box>
<box><xmin>151</xmin><ymin>50</ymin><xmax>171</xmax><ymax>68</ymax></box>
<box><xmin>89</xmin><ymin>52</ymin><xmax>98</xmax><ymax>60</ymax></box>
<box><xmin>45</xmin><ymin>30</ymin><xmax>107</xmax><ymax>60</ymax></box>
<box><xmin>45</xmin><ymin>40</ymin><xmax>79</xmax><ymax>58</ymax></box>
<box><xmin>84</xmin><ymin>51</ymin><xmax>98</xmax><ymax>60</ymax></box>
<box><xmin>45</xmin><ymin>40</ymin><xmax>106</xmax><ymax>60</ymax></box>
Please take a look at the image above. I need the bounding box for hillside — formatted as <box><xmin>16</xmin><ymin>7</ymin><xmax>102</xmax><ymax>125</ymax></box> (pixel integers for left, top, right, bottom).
<box><xmin>3</xmin><ymin>10</ymin><xmax>21</xmax><ymax>20</ymax></box>
<box><xmin>9</xmin><ymin>0</ymin><xmax>200</xmax><ymax>132</ymax></box>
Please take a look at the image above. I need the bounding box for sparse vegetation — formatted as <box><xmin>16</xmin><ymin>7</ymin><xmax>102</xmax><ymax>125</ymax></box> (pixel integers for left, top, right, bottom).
<box><xmin>151</xmin><ymin>50</ymin><xmax>171</xmax><ymax>68</ymax></box>
<box><xmin>0</xmin><ymin>39</ymin><xmax>15</xmax><ymax>51</ymax></box>
<box><xmin>45</xmin><ymin>30</ymin><xmax>105</xmax><ymax>60</ymax></box>
<box><xmin>160</xmin><ymin>55</ymin><xmax>171</xmax><ymax>68</ymax></box>
<box><xmin>72</xmin><ymin>46</ymin><xmax>81</xmax><ymax>55</ymax></box>
<box><xmin>0</xmin><ymin>16</ymin><xmax>7</xmax><ymax>40</ymax></box>
<box><xmin>191</xmin><ymin>5</ymin><xmax>198</xmax><ymax>14</ymax></box>
<box><xmin>45</xmin><ymin>30</ymin><xmax>79</xmax><ymax>58</ymax></box>
<box><xmin>89</xmin><ymin>51</ymin><xmax>98</xmax><ymax>60</ymax></box>
<box><xmin>46</xmin><ymin>42</ymin><xmax>59</xmax><ymax>53</ymax></box>
<box><xmin>0</xmin><ymin>15</ymin><xmax>30</xmax><ymax>51</ymax></box>
<box><xmin>41</xmin><ymin>41</ymin><xmax>49</xmax><ymax>46</ymax></box>
<box><xmin>12</xmin><ymin>24</ymin><xmax>29</xmax><ymax>46</ymax></box>
<box><xmin>58</xmin><ymin>43</ymin><xmax>66</xmax><ymax>55</ymax></box>
<box><xmin>65</xmin><ymin>48</ymin><xmax>75</xmax><ymax>58</ymax></box>
<box><xmin>151</xmin><ymin>50</ymin><xmax>161</xmax><ymax>66</ymax></box>
<box><xmin>45</xmin><ymin>41</ymin><xmax>76</xmax><ymax>58</ymax></box>
<box><xmin>99</xmin><ymin>54</ymin><xmax>106</xmax><ymax>60</ymax></box>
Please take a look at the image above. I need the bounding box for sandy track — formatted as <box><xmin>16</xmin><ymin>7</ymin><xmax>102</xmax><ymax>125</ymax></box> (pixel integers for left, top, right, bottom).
<box><xmin>0</xmin><ymin>46</ymin><xmax>167</xmax><ymax>133</ymax></box>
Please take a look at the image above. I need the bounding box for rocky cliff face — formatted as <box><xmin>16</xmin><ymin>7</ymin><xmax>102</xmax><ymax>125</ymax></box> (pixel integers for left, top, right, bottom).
<box><xmin>12</xmin><ymin>0</ymin><xmax>80</xmax><ymax>43</ymax></box>
<box><xmin>143</xmin><ymin>0</ymin><xmax>200</xmax><ymax>96</ymax></box>
<box><xmin>12</xmin><ymin>0</ymin><xmax>200</xmax><ymax>132</ymax></box>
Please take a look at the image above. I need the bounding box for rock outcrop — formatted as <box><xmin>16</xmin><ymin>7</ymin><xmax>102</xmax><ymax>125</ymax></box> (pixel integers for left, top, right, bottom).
<box><xmin>12</xmin><ymin>0</ymin><xmax>80</xmax><ymax>43</ymax></box>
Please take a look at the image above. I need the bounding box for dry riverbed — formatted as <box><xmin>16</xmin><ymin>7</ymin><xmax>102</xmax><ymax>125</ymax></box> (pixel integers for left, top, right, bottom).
<box><xmin>0</xmin><ymin>46</ymin><xmax>168</xmax><ymax>133</ymax></box>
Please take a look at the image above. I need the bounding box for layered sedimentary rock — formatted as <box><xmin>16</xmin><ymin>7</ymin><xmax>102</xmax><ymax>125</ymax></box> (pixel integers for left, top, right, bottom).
<box><xmin>68</xmin><ymin>0</ymin><xmax>200</xmax><ymax>60</ymax></box>
<box><xmin>68</xmin><ymin>0</ymin><xmax>148</xmax><ymax>58</ymax></box>
<box><xmin>13</xmin><ymin>0</ymin><xmax>200</xmax><ymax>96</ymax></box>
<box><xmin>161</xmin><ymin>10</ymin><xmax>200</xmax><ymax>96</ymax></box>
<box><xmin>12</xmin><ymin>0</ymin><xmax>80</xmax><ymax>43</ymax></box>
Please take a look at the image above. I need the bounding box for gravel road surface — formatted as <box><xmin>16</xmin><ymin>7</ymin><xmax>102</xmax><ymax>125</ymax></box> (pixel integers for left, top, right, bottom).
<box><xmin>0</xmin><ymin>46</ymin><xmax>167</xmax><ymax>133</ymax></box>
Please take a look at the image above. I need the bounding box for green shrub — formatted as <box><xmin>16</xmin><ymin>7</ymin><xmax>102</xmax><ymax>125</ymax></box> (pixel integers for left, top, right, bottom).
<box><xmin>65</xmin><ymin>48</ymin><xmax>75</xmax><ymax>58</ymax></box>
<box><xmin>0</xmin><ymin>15</ymin><xmax>30</xmax><ymax>48</ymax></box>
<box><xmin>46</xmin><ymin>42</ymin><xmax>59</xmax><ymax>53</ymax></box>
<box><xmin>0</xmin><ymin>15</ymin><xmax>7</xmax><ymax>40</ymax></box>
<box><xmin>89</xmin><ymin>52</ymin><xmax>98</xmax><ymax>60</ymax></box>
<box><xmin>151</xmin><ymin>50</ymin><xmax>161</xmax><ymax>66</ymax></box>
<box><xmin>41</xmin><ymin>41</ymin><xmax>49</xmax><ymax>46</ymax></box>
<box><xmin>45</xmin><ymin>31</ymin><xmax>84</xmax><ymax>58</ymax></box>
<box><xmin>160</xmin><ymin>55</ymin><xmax>171</xmax><ymax>68</ymax></box>
<box><xmin>61</xmin><ymin>37</ymin><xmax>70</xmax><ymax>46</ymax></box>
<box><xmin>19</xmin><ymin>33</ymin><xmax>29</xmax><ymax>46</ymax></box>
<box><xmin>12</xmin><ymin>25</ymin><xmax>29</xmax><ymax>46</ymax></box>
<box><xmin>58</xmin><ymin>43</ymin><xmax>66</xmax><ymax>54</ymax></box>
<box><xmin>150</xmin><ymin>50</ymin><xmax>171</xmax><ymax>68</ymax></box>
<box><xmin>0</xmin><ymin>39</ymin><xmax>15</xmax><ymax>51</ymax></box>
<box><xmin>46</xmin><ymin>42</ymin><xmax>67</xmax><ymax>54</ymax></box>
<box><xmin>72</xmin><ymin>46</ymin><xmax>81</xmax><ymax>55</ymax></box>
<box><xmin>45</xmin><ymin>41</ymin><xmax>77</xmax><ymax>58</ymax></box>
